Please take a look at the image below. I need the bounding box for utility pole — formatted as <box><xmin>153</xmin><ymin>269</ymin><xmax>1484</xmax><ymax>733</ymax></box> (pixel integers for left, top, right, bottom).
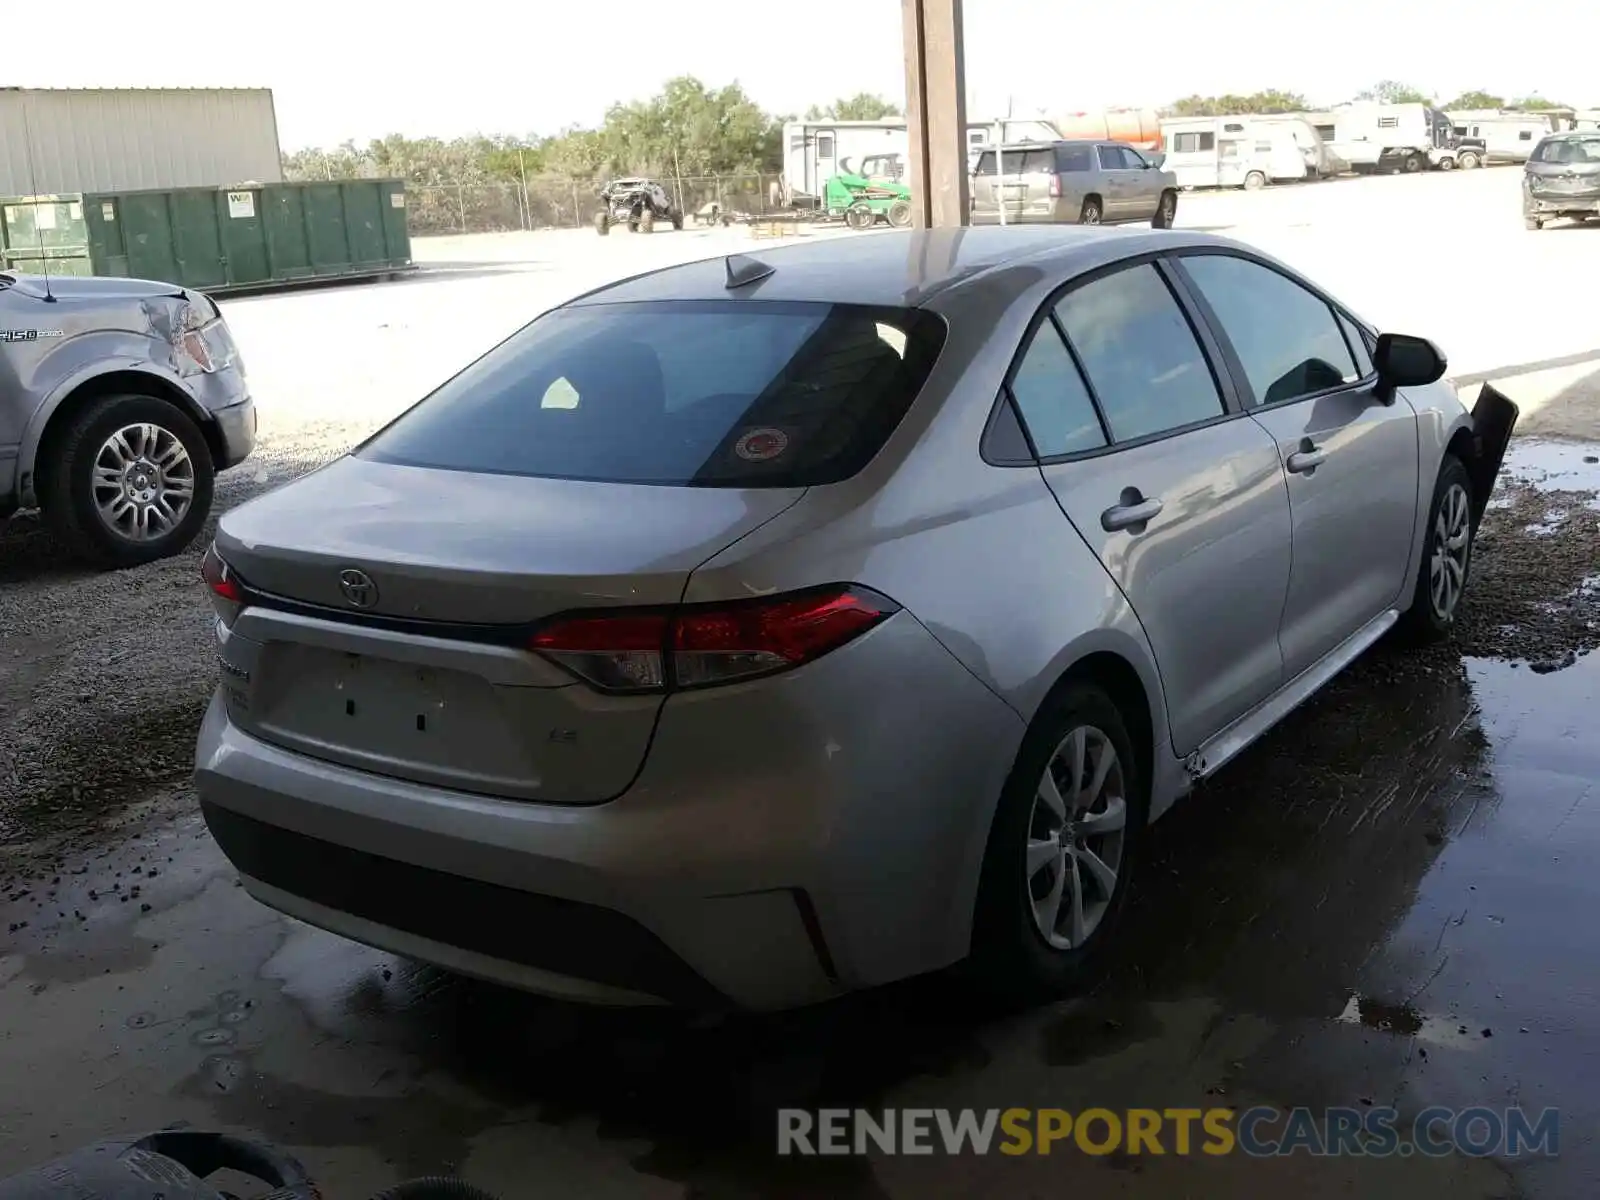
<box><xmin>901</xmin><ymin>0</ymin><xmax>970</xmax><ymax>228</ymax></box>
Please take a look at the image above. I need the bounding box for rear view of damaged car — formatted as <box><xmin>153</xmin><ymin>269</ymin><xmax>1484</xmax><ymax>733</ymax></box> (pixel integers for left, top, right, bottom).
<box><xmin>0</xmin><ymin>271</ymin><xmax>255</xmax><ymax>566</ymax></box>
<box><xmin>1523</xmin><ymin>132</ymin><xmax>1600</xmax><ymax>229</ymax></box>
<box><xmin>194</xmin><ymin>230</ymin><xmax>1517</xmax><ymax>1012</ymax></box>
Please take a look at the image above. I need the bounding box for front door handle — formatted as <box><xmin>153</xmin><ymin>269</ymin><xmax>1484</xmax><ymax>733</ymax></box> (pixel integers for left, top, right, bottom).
<box><xmin>1101</xmin><ymin>493</ymin><xmax>1164</xmax><ymax>532</ymax></box>
<box><xmin>1286</xmin><ymin>441</ymin><xmax>1326</xmax><ymax>474</ymax></box>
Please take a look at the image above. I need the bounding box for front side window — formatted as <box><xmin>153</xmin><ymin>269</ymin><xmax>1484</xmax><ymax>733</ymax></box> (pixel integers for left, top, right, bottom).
<box><xmin>1180</xmin><ymin>254</ymin><xmax>1359</xmax><ymax>406</ymax></box>
<box><xmin>1053</xmin><ymin>265</ymin><xmax>1225</xmax><ymax>443</ymax></box>
<box><xmin>1008</xmin><ymin>323</ymin><xmax>1106</xmax><ymax>458</ymax></box>
<box><xmin>360</xmin><ymin>302</ymin><xmax>946</xmax><ymax>488</ymax></box>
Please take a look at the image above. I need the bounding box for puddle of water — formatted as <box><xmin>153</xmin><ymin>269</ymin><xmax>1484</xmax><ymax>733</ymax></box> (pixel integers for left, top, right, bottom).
<box><xmin>1334</xmin><ymin>993</ymin><xmax>1487</xmax><ymax>1049</ymax></box>
<box><xmin>1501</xmin><ymin>438</ymin><xmax>1600</xmax><ymax>507</ymax></box>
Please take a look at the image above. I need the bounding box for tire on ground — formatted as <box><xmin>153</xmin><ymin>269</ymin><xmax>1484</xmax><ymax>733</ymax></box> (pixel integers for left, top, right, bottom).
<box><xmin>41</xmin><ymin>392</ymin><xmax>215</xmax><ymax>569</ymax></box>
<box><xmin>1398</xmin><ymin>453</ymin><xmax>1476</xmax><ymax>645</ymax></box>
<box><xmin>970</xmin><ymin>680</ymin><xmax>1148</xmax><ymax>1003</ymax></box>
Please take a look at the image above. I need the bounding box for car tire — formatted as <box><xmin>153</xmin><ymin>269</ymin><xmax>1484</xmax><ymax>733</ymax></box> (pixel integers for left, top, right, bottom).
<box><xmin>638</xmin><ymin>208</ymin><xmax>654</xmax><ymax>234</ymax></box>
<box><xmin>1078</xmin><ymin>197</ymin><xmax>1103</xmax><ymax>225</ymax></box>
<box><xmin>1438</xmin><ymin>156</ymin><xmax>1456</xmax><ymax>171</ymax></box>
<box><xmin>1152</xmin><ymin>190</ymin><xmax>1177</xmax><ymax>229</ymax></box>
<box><xmin>594</xmin><ymin>211</ymin><xmax>611</xmax><ymax>236</ymax></box>
<box><xmin>1403</xmin><ymin>154</ymin><xmax>1424</xmax><ymax>173</ymax></box>
<box><xmin>670</xmin><ymin>209</ymin><xmax>684</xmax><ymax>231</ymax></box>
<box><xmin>1459</xmin><ymin>151</ymin><xmax>1480</xmax><ymax>170</ymax></box>
<box><xmin>887</xmin><ymin>198</ymin><xmax>913</xmax><ymax>228</ymax></box>
<box><xmin>1243</xmin><ymin>171</ymin><xmax>1267</xmax><ymax>191</ymax></box>
<box><xmin>971</xmin><ymin>681</ymin><xmax>1147</xmax><ymax>1003</ymax></box>
<box><xmin>1399</xmin><ymin>454</ymin><xmax>1476</xmax><ymax>645</ymax></box>
<box><xmin>1524</xmin><ymin>216</ymin><xmax>1543</xmax><ymax>230</ymax></box>
<box><xmin>41</xmin><ymin>392</ymin><xmax>215</xmax><ymax>570</ymax></box>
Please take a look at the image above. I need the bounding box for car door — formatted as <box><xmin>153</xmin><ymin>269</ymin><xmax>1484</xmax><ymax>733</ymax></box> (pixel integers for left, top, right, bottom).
<box><xmin>1091</xmin><ymin>144</ymin><xmax>1134</xmax><ymax>218</ymax></box>
<box><xmin>1170</xmin><ymin>250</ymin><xmax>1421</xmax><ymax>679</ymax></box>
<box><xmin>1053</xmin><ymin>143</ymin><xmax>1096</xmax><ymax>221</ymax></box>
<box><xmin>1006</xmin><ymin>259</ymin><xmax>1293</xmax><ymax>754</ymax></box>
<box><xmin>1117</xmin><ymin>145</ymin><xmax>1164</xmax><ymax>219</ymax></box>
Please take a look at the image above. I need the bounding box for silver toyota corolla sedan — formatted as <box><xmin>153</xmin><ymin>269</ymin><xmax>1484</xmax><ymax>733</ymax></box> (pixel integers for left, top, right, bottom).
<box><xmin>195</xmin><ymin>227</ymin><xmax>1518</xmax><ymax>1011</ymax></box>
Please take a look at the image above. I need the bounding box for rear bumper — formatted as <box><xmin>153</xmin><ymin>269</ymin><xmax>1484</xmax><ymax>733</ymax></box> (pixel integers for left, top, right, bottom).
<box><xmin>195</xmin><ymin>613</ymin><xmax>1025</xmax><ymax>1010</ymax></box>
<box><xmin>1525</xmin><ymin>192</ymin><xmax>1600</xmax><ymax>215</ymax></box>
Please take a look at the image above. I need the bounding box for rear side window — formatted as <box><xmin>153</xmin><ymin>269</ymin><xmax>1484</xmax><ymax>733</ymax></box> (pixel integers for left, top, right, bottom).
<box><xmin>1179</xmin><ymin>254</ymin><xmax>1358</xmax><ymax>406</ymax></box>
<box><xmin>1056</xmin><ymin>145</ymin><xmax>1095</xmax><ymax>173</ymax></box>
<box><xmin>1008</xmin><ymin>324</ymin><xmax>1106</xmax><ymax>458</ymax></box>
<box><xmin>1172</xmin><ymin>131</ymin><xmax>1215</xmax><ymax>153</ymax></box>
<box><xmin>1095</xmin><ymin>145</ymin><xmax>1125</xmax><ymax>170</ymax></box>
<box><xmin>1054</xmin><ymin>265</ymin><xmax>1225</xmax><ymax>443</ymax></box>
<box><xmin>1020</xmin><ymin>149</ymin><xmax>1056</xmax><ymax>174</ymax></box>
<box><xmin>359</xmin><ymin>301</ymin><xmax>946</xmax><ymax>487</ymax></box>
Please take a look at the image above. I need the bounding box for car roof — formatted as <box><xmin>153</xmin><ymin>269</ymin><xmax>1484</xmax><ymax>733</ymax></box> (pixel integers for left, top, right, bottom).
<box><xmin>567</xmin><ymin>227</ymin><xmax>1243</xmax><ymax>309</ymax></box>
<box><xmin>979</xmin><ymin>139</ymin><xmax>1105</xmax><ymax>150</ymax></box>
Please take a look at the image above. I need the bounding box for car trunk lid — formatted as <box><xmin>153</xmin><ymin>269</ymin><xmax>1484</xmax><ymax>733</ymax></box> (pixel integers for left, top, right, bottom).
<box><xmin>214</xmin><ymin>455</ymin><xmax>804</xmax><ymax>803</ymax></box>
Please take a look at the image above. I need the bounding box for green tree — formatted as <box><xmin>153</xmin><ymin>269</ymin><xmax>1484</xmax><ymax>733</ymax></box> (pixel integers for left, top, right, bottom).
<box><xmin>601</xmin><ymin>76</ymin><xmax>781</xmax><ymax>176</ymax></box>
<box><xmin>1355</xmin><ymin>80</ymin><xmax>1431</xmax><ymax>104</ymax></box>
<box><xmin>1442</xmin><ymin>90</ymin><xmax>1505</xmax><ymax>110</ymax></box>
<box><xmin>805</xmin><ymin>93</ymin><xmax>902</xmax><ymax>121</ymax></box>
<box><xmin>1511</xmin><ymin>95</ymin><xmax>1566</xmax><ymax>111</ymax></box>
<box><xmin>1164</xmin><ymin>89</ymin><xmax>1309</xmax><ymax>116</ymax></box>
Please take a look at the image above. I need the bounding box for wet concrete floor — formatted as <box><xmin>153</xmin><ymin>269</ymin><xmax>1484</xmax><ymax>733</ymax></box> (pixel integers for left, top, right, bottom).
<box><xmin>3</xmin><ymin>450</ymin><xmax>1600</xmax><ymax>1198</ymax></box>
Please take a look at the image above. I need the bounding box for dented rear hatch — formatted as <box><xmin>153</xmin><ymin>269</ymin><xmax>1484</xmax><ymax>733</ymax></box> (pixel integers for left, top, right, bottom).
<box><xmin>210</xmin><ymin>297</ymin><xmax>946</xmax><ymax>803</ymax></box>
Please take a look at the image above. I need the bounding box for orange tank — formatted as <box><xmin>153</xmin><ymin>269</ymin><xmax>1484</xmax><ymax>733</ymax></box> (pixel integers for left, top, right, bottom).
<box><xmin>1050</xmin><ymin>108</ymin><xmax>1164</xmax><ymax>151</ymax></box>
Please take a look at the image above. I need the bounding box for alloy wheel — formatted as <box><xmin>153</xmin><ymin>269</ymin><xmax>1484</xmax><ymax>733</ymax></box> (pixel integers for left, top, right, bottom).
<box><xmin>1429</xmin><ymin>481</ymin><xmax>1472</xmax><ymax>621</ymax></box>
<box><xmin>1026</xmin><ymin>725</ymin><xmax>1128</xmax><ymax>949</ymax></box>
<box><xmin>92</xmin><ymin>422</ymin><xmax>196</xmax><ymax>543</ymax></box>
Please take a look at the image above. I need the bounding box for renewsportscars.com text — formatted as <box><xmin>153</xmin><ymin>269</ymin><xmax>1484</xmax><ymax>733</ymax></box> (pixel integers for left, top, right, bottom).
<box><xmin>777</xmin><ymin>1106</ymin><xmax>1560</xmax><ymax>1158</ymax></box>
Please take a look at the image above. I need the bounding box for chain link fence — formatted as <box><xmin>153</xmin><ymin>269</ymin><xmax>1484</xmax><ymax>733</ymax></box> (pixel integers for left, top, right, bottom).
<box><xmin>405</xmin><ymin>174</ymin><xmax>787</xmax><ymax>235</ymax></box>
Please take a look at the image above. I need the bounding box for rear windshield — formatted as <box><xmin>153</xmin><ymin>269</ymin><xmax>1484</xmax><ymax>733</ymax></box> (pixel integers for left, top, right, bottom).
<box><xmin>1532</xmin><ymin>136</ymin><xmax>1600</xmax><ymax>163</ymax></box>
<box><xmin>358</xmin><ymin>300</ymin><xmax>947</xmax><ymax>487</ymax></box>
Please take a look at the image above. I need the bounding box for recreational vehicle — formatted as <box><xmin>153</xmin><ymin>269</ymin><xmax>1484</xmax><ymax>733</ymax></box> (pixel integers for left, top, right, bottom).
<box><xmin>1251</xmin><ymin>113</ymin><xmax>1348</xmax><ymax>176</ymax></box>
<box><xmin>1159</xmin><ymin>118</ymin><xmax>1290</xmax><ymax>188</ymax></box>
<box><xmin>1328</xmin><ymin>102</ymin><xmax>1459</xmax><ymax>173</ymax></box>
<box><xmin>780</xmin><ymin>117</ymin><xmax>1056</xmax><ymax>206</ymax></box>
<box><xmin>1447</xmin><ymin>111</ymin><xmax>1561</xmax><ymax>163</ymax></box>
<box><xmin>1160</xmin><ymin>116</ymin><xmax>1333</xmax><ymax>187</ymax></box>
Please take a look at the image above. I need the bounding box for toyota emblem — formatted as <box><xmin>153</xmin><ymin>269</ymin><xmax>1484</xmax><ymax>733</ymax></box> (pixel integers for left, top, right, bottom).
<box><xmin>338</xmin><ymin>568</ymin><xmax>378</xmax><ymax>609</ymax></box>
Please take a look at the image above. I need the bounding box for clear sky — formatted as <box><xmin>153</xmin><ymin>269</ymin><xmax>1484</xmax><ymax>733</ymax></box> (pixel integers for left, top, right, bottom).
<box><xmin>25</xmin><ymin>0</ymin><xmax>1593</xmax><ymax>149</ymax></box>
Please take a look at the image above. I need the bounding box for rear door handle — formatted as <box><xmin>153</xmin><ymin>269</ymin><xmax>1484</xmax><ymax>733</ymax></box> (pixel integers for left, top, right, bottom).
<box><xmin>1101</xmin><ymin>496</ymin><xmax>1164</xmax><ymax>532</ymax></box>
<box><xmin>1286</xmin><ymin>442</ymin><xmax>1326</xmax><ymax>474</ymax></box>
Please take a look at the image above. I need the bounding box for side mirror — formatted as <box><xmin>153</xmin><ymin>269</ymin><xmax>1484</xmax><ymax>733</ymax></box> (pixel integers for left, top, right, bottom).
<box><xmin>1373</xmin><ymin>332</ymin><xmax>1447</xmax><ymax>403</ymax></box>
<box><xmin>1146</xmin><ymin>152</ymin><xmax>1167</xmax><ymax>169</ymax></box>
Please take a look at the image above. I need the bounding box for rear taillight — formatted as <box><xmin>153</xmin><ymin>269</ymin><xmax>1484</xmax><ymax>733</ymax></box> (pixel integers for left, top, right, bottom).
<box><xmin>529</xmin><ymin>585</ymin><xmax>899</xmax><ymax>694</ymax></box>
<box><xmin>202</xmin><ymin>543</ymin><xmax>241</xmax><ymax>602</ymax></box>
<box><xmin>201</xmin><ymin>543</ymin><xmax>245</xmax><ymax>625</ymax></box>
<box><xmin>1049</xmin><ymin>174</ymin><xmax>1062</xmax><ymax>198</ymax></box>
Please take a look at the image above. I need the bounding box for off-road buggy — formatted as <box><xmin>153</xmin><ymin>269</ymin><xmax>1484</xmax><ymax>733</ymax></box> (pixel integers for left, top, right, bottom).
<box><xmin>594</xmin><ymin>177</ymin><xmax>684</xmax><ymax>235</ymax></box>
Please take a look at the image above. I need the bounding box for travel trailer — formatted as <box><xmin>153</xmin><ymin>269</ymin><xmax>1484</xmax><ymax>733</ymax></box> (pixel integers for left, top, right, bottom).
<box><xmin>1447</xmin><ymin>111</ymin><xmax>1562</xmax><ymax>163</ymax></box>
<box><xmin>1158</xmin><ymin>117</ymin><xmax>1307</xmax><ymax>188</ymax></box>
<box><xmin>1160</xmin><ymin>115</ymin><xmax>1340</xmax><ymax>187</ymax></box>
<box><xmin>1328</xmin><ymin>103</ymin><xmax>1459</xmax><ymax>172</ymax></box>
<box><xmin>1251</xmin><ymin>113</ymin><xmax>1348</xmax><ymax>176</ymax></box>
<box><xmin>780</xmin><ymin>118</ymin><xmax>1057</xmax><ymax>205</ymax></box>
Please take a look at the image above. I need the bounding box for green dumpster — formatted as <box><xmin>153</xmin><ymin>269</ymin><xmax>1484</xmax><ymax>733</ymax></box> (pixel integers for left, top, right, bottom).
<box><xmin>0</xmin><ymin>180</ymin><xmax>413</xmax><ymax>293</ymax></box>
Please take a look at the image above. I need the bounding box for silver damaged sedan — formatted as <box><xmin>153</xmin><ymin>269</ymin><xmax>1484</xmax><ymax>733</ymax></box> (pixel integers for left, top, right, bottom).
<box><xmin>195</xmin><ymin>227</ymin><xmax>1518</xmax><ymax>1010</ymax></box>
